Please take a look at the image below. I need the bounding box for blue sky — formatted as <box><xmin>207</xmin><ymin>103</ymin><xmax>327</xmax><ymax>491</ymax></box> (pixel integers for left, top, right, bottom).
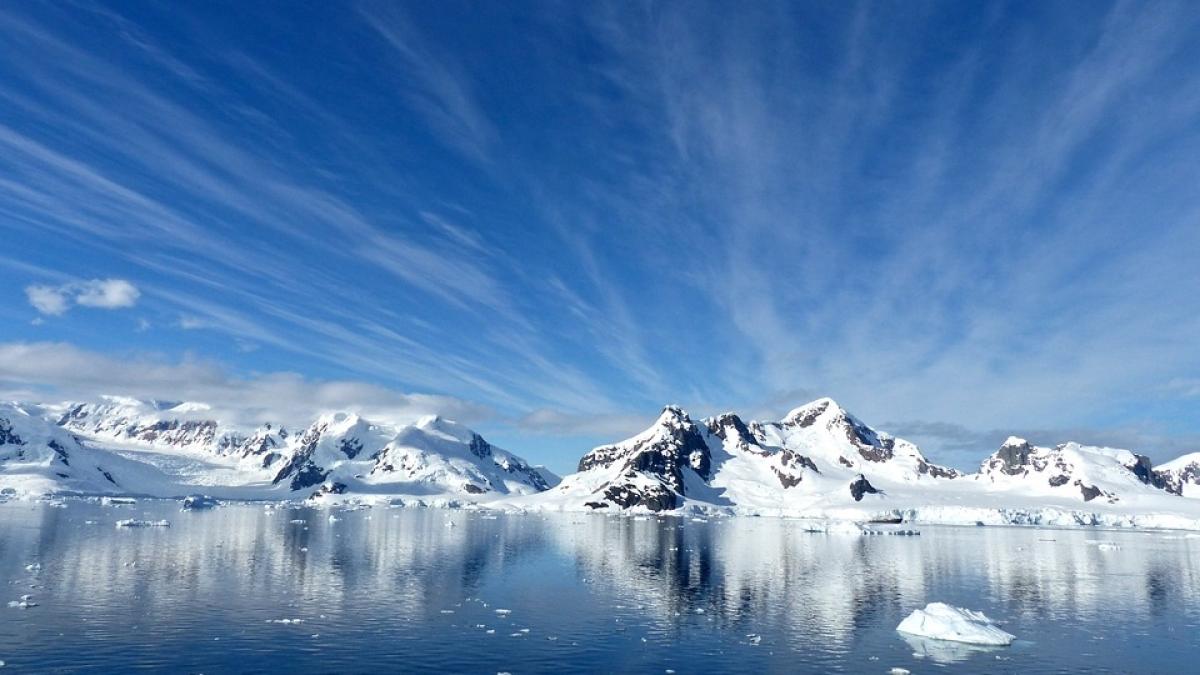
<box><xmin>1</xmin><ymin>1</ymin><xmax>1199</xmax><ymax>473</ymax></box>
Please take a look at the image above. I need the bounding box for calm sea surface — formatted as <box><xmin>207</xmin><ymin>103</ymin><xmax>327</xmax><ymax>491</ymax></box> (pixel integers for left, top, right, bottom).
<box><xmin>1</xmin><ymin>501</ymin><xmax>1197</xmax><ymax>673</ymax></box>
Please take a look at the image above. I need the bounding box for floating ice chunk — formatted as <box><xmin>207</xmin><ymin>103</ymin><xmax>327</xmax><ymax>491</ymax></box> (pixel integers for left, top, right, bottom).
<box><xmin>328</xmin><ymin>515</ymin><xmax>340</xmax><ymax>523</ymax></box>
<box><xmin>897</xmin><ymin>603</ymin><xmax>1015</xmax><ymax>646</ymax></box>
<box><xmin>494</xmin><ymin>609</ymin><xmax>512</xmax><ymax>615</ymax></box>
<box><xmin>115</xmin><ymin>519</ymin><xmax>170</xmax><ymax>528</ymax></box>
<box><xmin>101</xmin><ymin>497</ymin><xmax>137</xmax><ymax>506</ymax></box>
<box><xmin>7</xmin><ymin>595</ymin><xmax>37</xmax><ymax>609</ymax></box>
<box><xmin>800</xmin><ymin>519</ymin><xmax>864</xmax><ymax>535</ymax></box>
<box><xmin>24</xmin><ymin>563</ymin><xmax>40</xmax><ymax>572</ymax></box>
<box><xmin>888</xmin><ymin>669</ymin><xmax>910</xmax><ymax>675</ymax></box>
<box><xmin>289</xmin><ymin>519</ymin><xmax>307</xmax><ymax>524</ymax></box>
<box><xmin>746</xmin><ymin>634</ymin><xmax>762</xmax><ymax>645</ymax></box>
<box><xmin>440</xmin><ymin>610</ymin><xmax>455</xmax><ymax>614</ymax></box>
<box><xmin>181</xmin><ymin>495</ymin><xmax>219</xmax><ymax>511</ymax></box>
<box><xmin>266</xmin><ymin>618</ymin><xmax>305</xmax><ymax>624</ymax></box>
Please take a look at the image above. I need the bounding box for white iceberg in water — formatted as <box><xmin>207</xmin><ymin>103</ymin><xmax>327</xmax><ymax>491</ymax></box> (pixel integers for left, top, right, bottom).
<box><xmin>115</xmin><ymin>519</ymin><xmax>171</xmax><ymax>528</ymax></box>
<box><xmin>897</xmin><ymin>602</ymin><xmax>1015</xmax><ymax>646</ymax></box>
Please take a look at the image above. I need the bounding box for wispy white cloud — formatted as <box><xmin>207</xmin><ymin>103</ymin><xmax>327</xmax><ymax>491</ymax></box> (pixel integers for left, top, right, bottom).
<box><xmin>25</xmin><ymin>278</ymin><xmax>139</xmax><ymax>316</ymax></box>
<box><xmin>356</xmin><ymin>2</ymin><xmax>498</xmax><ymax>165</ymax></box>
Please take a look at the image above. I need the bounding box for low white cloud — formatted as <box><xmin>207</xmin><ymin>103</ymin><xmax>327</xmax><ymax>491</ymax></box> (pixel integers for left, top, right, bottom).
<box><xmin>0</xmin><ymin>341</ymin><xmax>490</xmax><ymax>431</ymax></box>
<box><xmin>517</xmin><ymin>408</ymin><xmax>653</xmax><ymax>439</ymax></box>
<box><xmin>24</xmin><ymin>278</ymin><xmax>140</xmax><ymax>316</ymax></box>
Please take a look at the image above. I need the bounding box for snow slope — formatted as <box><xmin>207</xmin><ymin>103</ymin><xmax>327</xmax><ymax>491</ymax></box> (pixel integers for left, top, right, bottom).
<box><xmin>5</xmin><ymin>398</ymin><xmax>555</xmax><ymax>502</ymax></box>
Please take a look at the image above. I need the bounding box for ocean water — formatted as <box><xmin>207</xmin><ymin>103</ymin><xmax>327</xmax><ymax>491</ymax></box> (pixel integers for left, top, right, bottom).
<box><xmin>1</xmin><ymin>501</ymin><xmax>1197</xmax><ymax>673</ymax></box>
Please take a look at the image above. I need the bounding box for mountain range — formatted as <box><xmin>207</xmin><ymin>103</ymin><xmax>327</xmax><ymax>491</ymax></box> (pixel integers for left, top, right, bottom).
<box><xmin>3</xmin><ymin>395</ymin><xmax>1199</xmax><ymax>528</ymax></box>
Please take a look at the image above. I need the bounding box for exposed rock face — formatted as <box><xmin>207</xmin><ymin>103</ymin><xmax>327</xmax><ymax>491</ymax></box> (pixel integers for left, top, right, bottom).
<box><xmin>603</xmin><ymin>482</ymin><xmax>678</xmax><ymax>511</ymax></box>
<box><xmin>574</xmin><ymin>406</ymin><xmax>710</xmax><ymax>511</ymax></box>
<box><xmin>0</xmin><ymin>419</ymin><xmax>25</xmax><ymax>447</ymax></box>
<box><xmin>990</xmin><ymin>438</ymin><xmax>1037</xmax><ymax>475</ymax></box>
<box><xmin>1122</xmin><ymin>454</ymin><xmax>1178</xmax><ymax>494</ymax></box>
<box><xmin>849</xmin><ymin>474</ymin><xmax>881</xmax><ymax>501</ymax></box>
<box><xmin>272</xmin><ymin>423</ymin><xmax>331</xmax><ymax>490</ymax></box>
<box><xmin>1156</xmin><ymin>456</ymin><xmax>1200</xmax><ymax>496</ymax></box>
<box><xmin>578</xmin><ymin>406</ymin><xmax>711</xmax><ymax>495</ymax></box>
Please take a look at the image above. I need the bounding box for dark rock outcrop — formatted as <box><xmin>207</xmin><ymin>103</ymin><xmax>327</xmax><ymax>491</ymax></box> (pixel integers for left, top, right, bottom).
<box><xmin>849</xmin><ymin>474</ymin><xmax>881</xmax><ymax>502</ymax></box>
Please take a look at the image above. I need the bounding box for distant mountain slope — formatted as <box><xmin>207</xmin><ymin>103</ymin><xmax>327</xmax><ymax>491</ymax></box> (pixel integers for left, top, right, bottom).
<box><xmin>976</xmin><ymin>436</ymin><xmax>1177</xmax><ymax>502</ymax></box>
<box><xmin>1</xmin><ymin>402</ymin><xmax>126</xmax><ymax>496</ymax></box>
<box><xmin>1156</xmin><ymin>453</ymin><xmax>1200</xmax><ymax>498</ymax></box>
<box><xmin>533</xmin><ymin>399</ymin><xmax>960</xmax><ymax>513</ymax></box>
<box><xmin>504</xmin><ymin>398</ymin><xmax>1199</xmax><ymax>530</ymax></box>
<box><xmin>5</xmin><ymin>397</ymin><xmax>555</xmax><ymax>500</ymax></box>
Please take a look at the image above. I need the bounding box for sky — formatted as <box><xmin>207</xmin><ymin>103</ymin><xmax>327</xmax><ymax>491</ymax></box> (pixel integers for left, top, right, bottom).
<box><xmin>1</xmin><ymin>1</ymin><xmax>1199</xmax><ymax>474</ymax></box>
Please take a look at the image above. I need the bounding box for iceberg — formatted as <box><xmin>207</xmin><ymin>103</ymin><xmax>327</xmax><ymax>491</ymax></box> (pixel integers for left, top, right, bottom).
<box><xmin>896</xmin><ymin>602</ymin><xmax>1015</xmax><ymax>646</ymax></box>
<box><xmin>115</xmin><ymin>519</ymin><xmax>171</xmax><ymax>528</ymax></box>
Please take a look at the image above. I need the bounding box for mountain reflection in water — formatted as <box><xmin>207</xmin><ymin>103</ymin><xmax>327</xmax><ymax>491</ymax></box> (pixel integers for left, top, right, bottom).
<box><xmin>1</xmin><ymin>502</ymin><xmax>1197</xmax><ymax>673</ymax></box>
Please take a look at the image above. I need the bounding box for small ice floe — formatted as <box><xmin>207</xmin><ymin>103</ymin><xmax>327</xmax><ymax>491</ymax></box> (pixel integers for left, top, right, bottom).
<box><xmin>486</xmin><ymin>629</ymin><xmax>495</xmax><ymax>634</ymax></box>
<box><xmin>1097</xmin><ymin>543</ymin><xmax>1122</xmax><ymax>551</ymax></box>
<box><xmin>181</xmin><ymin>495</ymin><xmax>220</xmax><ymax>511</ymax></box>
<box><xmin>440</xmin><ymin>610</ymin><xmax>455</xmax><ymax>614</ymax></box>
<box><xmin>115</xmin><ymin>519</ymin><xmax>170</xmax><ymax>528</ymax></box>
<box><xmin>494</xmin><ymin>609</ymin><xmax>512</xmax><ymax>616</ymax></box>
<box><xmin>266</xmin><ymin>618</ymin><xmax>305</xmax><ymax>624</ymax></box>
<box><xmin>289</xmin><ymin>519</ymin><xmax>307</xmax><ymax>524</ymax></box>
<box><xmin>746</xmin><ymin>634</ymin><xmax>762</xmax><ymax>645</ymax></box>
<box><xmin>888</xmin><ymin>669</ymin><xmax>910</xmax><ymax>675</ymax></box>
<box><xmin>24</xmin><ymin>563</ymin><xmax>40</xmax><ymax>572</ymax></box>
<box><xmin>896</xmin><ymin>603</ymin><xmax>1015</xmax><ymax>646</ymax></box>
<box><xmin>327</xmin><ymin>514</ymin><xmax>340</xmax><ymax>523</ymax></box>
<box><xmin>7</xmin><ymin>594</ymin><xmax>37</xmax><ymax>609</ymax></box>
<box><xmin>101</xmin><ymin>497</ymin><xmax>137</xmax><ymax>506</ymax></box>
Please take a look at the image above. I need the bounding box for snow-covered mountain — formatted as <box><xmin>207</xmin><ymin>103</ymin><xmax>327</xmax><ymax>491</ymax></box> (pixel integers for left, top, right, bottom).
<box><xmin>976</xmin><ymin>436</ymin><xmax>1178</xmax><ymax>503</ymax></box>
<box><xmin>4</xmin><ymin>397</ymin><xmax>555</xmax><ymax>501</ymax></box>
<box><xmin>1</xmin><ymin>402</ymin><xmax>127</xmax><ymax>496</ymax></box>
<box><xmin>529</xmin><ymin>398</ymin><xmax>960</xmax><ymax>513</ymax></box>
<box><xmin>500</xmin><ymin>398</ymin><xmax>1200</xmax><ymax>530</ymax></box>
<box><xmin>7</xmin><ymin>394</ymin><xmax>1200</xmax><ymax>530</ymax></box>
<box><xmin>1156</xmin><ymin>453</ymin><xmax>1200</xmax><ymax>498</ymax></box>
